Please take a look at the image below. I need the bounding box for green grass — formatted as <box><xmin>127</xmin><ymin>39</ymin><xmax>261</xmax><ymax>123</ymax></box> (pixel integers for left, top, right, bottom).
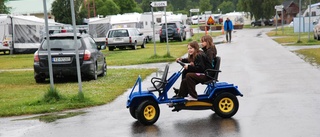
<box><xmin>0</xmin><ymin>54</ymin><xmax>34</xmax><ymax>69</ymax></box>
<box><xmin>294</xmin><ymin>48</ymin><xmax>320</xmax><ymax>68</ymax></box>
<box><xmin>0</xmin><ymin>68</ymin><xmax>156</xmax><ymax>116</ymax></box>
<box><xmin>266</xmin><ymin>27</ymin><xmax>320</xmax><ymax>45</ymax></box>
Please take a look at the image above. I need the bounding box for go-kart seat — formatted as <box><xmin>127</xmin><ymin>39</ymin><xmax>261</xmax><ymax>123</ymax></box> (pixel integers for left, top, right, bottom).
<box><xmin>203</xmin><ymin>56</ymin><xmax>221</xmax><ymax>84</ymax></box>
<box><xmin>147</xmin><ymin>64</ymin><xmax>169</xmax><ymax>95</ymax></box>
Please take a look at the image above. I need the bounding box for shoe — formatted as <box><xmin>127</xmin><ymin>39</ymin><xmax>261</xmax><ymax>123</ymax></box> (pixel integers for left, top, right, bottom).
<box><xmin>184</xmin><ymin>95</ymin><xmax>197</xmax><ymax>101</ymax></box>
<box><xmin>173</xmin><ymin>87</ymin><xmax>179</xmax><ymax>94</ymax></box>
<box><xmin>167</xmin><ymin>103</ymin><xmax>174</xmax><ymax>107</ymax></box>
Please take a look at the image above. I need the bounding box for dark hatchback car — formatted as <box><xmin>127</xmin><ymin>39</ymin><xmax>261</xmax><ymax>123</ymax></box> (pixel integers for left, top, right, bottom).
<box><xmin>159</xmin><ymin>21</ymin><xmax>186</xmax><ymax>42</ymax></box>
<box><xmin>251</xmin><ymin>19</ymin><xmax>274</xmax><ymax>26</ymax></box>
<box><xmin>34</xmin><ymin>33</ymin><xmax>107</xmax><ymax>83</ymax></box>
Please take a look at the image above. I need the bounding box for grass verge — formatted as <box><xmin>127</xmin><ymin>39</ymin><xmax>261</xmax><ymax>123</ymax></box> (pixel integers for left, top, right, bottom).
<box><xmin>0</xmin><ymin>68</ymin><xmax>156</xmax><ymax>117</ymax></box>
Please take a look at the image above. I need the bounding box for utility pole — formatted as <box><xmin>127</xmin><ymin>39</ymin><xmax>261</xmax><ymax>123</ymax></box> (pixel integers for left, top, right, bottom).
<box><xmin>84</xmin><ymin>0</ymin><xmax>96</xmax><ymax>18</ymax></box>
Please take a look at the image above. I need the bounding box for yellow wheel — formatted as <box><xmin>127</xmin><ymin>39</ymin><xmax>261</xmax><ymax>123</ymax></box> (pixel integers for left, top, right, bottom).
<box><xmin>136</xmin><ymin>100</ymin><xmax>160</xmax><ymax>125</ymax></box>
<box><xmin>219</xmin><ymin>98</ymin><xmax>234</xmax><ymax>113</ymax></box>
<box><xmin>213</xmin><ymin>92</ymin><xmax>239</xmax><ymax>118</ymax></box>
<box><xmin>143</xmin><ymin>105</ymin><xmax>156</xmax><ymax>120</ymax></box>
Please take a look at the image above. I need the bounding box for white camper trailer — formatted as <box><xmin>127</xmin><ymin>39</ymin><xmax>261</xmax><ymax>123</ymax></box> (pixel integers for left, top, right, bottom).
<box><xmin>0</xmin><ymin>15</ymin><xmax>62</xmax><ymax>54</ymax></box>
<box><xmin>88</xmin><ymin>17</ymin><xmax>111</xmax><ymax>46</ymax></box>
<box><xmin>303</xmin><ymin>2</ymin><xmax>320</xmax><ymax>17</ymax></box>
<box><xmin>161</xmin><ymin>14</ymin><xmax>188</xmax><ymax>25</ymax></box>
<box><xmin>109</xmin><ymin>13</ymin><xmax>153</xmax><ymax>42</ymax></box>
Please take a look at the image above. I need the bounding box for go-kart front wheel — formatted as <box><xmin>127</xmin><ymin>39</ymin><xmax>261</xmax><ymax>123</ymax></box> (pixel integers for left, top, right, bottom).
<box><xmin>213</xmin><ymin>92</ymin><xmax>239</xmax><ymax>118</ymax></box>
<box><xmin>135</xmin><ymin>100</ymin><xmax>160</xmax><ymax>125</ymax></box>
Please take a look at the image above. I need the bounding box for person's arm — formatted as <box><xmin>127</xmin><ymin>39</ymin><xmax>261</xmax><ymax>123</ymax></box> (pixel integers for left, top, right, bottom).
<box><xmin>181</xmin><ymin>58</ymin><xmax>189</xmax><ymax>63</ymax></box>
<box><xmin>186</xmin><ymin>54</ymin><xmax>206</xmax><ymax>73</ymax></box>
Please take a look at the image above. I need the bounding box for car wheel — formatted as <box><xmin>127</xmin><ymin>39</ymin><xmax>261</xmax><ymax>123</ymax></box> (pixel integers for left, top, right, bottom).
<box><xmin>91</xmin><ymin>64</ymin><xmax>98</xmax><ymax>80</ymax></box>
<box><xmin>132</xmin><ymin>42</ymin><xmax>137</xmax><ymax>50</ymax></box>
<box><xmin>179</xmin><ymin>35</ymin><xmax>183</xmax><ymax>42</ymax></box>
<box><xmin>141</xmin><ymin>40</ymin><xmax>145</xmax><ymax>48</ymax></box>
<box><xmin>251</xmin><ymin>23</ymin><xmax>255</xmax><ymax>27</ymax></box>
<box><xmin>135</xmin><ymin>100</ymin><xmax>160</xmax><ymax>125</ymax></box>
<box><xmin>213</xmin><ymin>92</ymin><xmax>239</xmax><ymax>118</ymax></box>
<box><xmin>35</xmin><ymin>78</ymin><xmax>45</xmax><ymax>83</ymax></box>
<box><xmin>98</xmin><ymin>61</ymin><xmax>107</xmax><ymax>77</ymax></box>
<box><xmin>108</xmin><ymin>47</ymin><xmax>114</xmax><ymax>51</ymax></box>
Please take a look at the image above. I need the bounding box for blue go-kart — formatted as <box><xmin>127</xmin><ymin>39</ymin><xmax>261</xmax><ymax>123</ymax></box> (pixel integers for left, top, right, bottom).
<box><xmin>126</xmin><ymin>56</ymin><xmax>243</xmax><ymax>125</ymax></box>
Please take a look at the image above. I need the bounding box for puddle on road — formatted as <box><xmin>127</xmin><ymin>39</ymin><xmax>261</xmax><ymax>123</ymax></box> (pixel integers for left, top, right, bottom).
<box><xmin>13</xmin><ymin>111</ymin><xmax>86</xmax><ymax>123</ymax></box>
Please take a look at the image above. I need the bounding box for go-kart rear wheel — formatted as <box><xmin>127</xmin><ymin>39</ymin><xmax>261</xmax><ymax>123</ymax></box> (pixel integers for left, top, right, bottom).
<box><xmin>135</xmin><ymin>100</ymin><xmax>160</xmax><ymax>125</ymax></box>
<box><xmin>213</xmin><ymin>92</ymin><xmax>239</xmax><ymax>118</ymax></box>
<box><xmin>129</xmin><ymin>106</ymin><xmax>137</xmax><ymax>119</ymax></box>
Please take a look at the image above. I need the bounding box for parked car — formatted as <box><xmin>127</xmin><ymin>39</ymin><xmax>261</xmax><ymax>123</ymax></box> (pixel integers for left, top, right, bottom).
<box><xmin>159</xmin><ymin>21</ymin><xmax>186</xmax><ymax>42</ymax></box>
<box><xmin>105</xmin><ymin>28</ymin><xmax>145</xmax><ymax>51</ymax></box>
<box><xmin>251</xmin><ymin>19</ymin><xmax>274</xmax><ymax>26</ymax></box>
<box><xmin>33</xmin><ymin>32</ymin><xmax>107</xmax><ymax>83</ymax></box>
<box><xmin>0</xmin><ymin>40</ymin><xmax>10</xmax><ymax>54</ymax></box>
<box><xmin>313</xmin><ymin>20</ymin><xmax>320</xmax><ymax>40</ymax></box>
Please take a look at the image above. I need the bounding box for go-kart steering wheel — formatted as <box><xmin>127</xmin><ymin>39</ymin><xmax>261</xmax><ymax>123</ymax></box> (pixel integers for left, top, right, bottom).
<box><xmin>177</xmin><ymin>60</ymin><xmax>185</xmax><ymax>67</ymax></box>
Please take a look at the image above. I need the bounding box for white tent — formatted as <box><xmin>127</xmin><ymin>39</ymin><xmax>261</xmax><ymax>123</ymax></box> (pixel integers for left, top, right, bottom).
<box><xmin>88</xmin><ymin>17</ymin><xmax>111</xmax><ymax>46</ymax></box>
<box><xmin>0</xmin><ymin>15</ymin><xmax>62</xmax><ymax>53</ymax></box>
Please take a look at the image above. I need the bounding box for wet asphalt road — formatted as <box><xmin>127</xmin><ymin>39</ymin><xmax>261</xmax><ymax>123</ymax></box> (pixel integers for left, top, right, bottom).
<box><xmin>1</xmin><ymin>27</ymin><xmax>320</xmax><ymax>137</ymax></box>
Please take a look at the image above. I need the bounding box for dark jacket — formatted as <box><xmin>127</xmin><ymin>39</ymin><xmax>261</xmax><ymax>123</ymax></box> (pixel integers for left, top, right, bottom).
<box><xmin>182</xmin><ymin>52</ymin><xmax>212</xmax><ymax>73</ymax></box>
<box><xmin>202</xmin><ymin>46</ymin><xmax>217</xmax><ymax>68</ymax></box>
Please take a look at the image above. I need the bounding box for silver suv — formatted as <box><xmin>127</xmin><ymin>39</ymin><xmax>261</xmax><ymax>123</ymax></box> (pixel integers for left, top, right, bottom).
<box><xmin>105</xmin><ymin>28</ymin><xmax>145</xmax><ymax>51</ymax></box>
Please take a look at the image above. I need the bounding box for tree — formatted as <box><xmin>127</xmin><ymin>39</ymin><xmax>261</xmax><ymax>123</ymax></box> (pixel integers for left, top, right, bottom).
<box><xmin>238</xmin><ymin>0</ymin><xmax>280</xmax><ymax>20</ymax></box>
<box><xmin>96</xmin><ymin>0</ymin><xmax>120</xmax><ymax>16</ymax></box>
<box><xmin>0</xmin><ymin>0</ymin><xmax>10</xmax><ymax>14</ymax></box>
<box><xmin>51</xmin><ymin>0</ymin><xmax>86</xmax><ymax>24</ymax></box>
<box><xmin>217</xmin><ymin>1</ymin><xmax>235</xmax><ymax>14</ymax></box>
<box><xmin>199</xmin><ymin>0</ymin><xmax>212</xmax><ymax>13</ymax></box>
<box><xmin>114</xmin><ymin>0</ymin><xmax>141</xmax><ymax>14</ymax></box>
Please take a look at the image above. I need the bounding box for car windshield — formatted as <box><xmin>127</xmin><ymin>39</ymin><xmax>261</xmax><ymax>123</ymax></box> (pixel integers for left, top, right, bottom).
<box><xmin>108</xmin><ymin>30</ymin><xmax>129</xmax><ymax>38</ymax></box>
<box><xmin>161</xmin><ymin>23</ymin><xmax>176</xmax><ymax>29</ymax></box>
<box><xmin>41</xmin><ymin>39</ymin><xmax>82</xmax><ymax>50</ymax></box>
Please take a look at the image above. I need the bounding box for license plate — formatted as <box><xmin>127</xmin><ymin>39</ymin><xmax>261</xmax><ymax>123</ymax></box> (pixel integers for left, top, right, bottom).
<box><xmin>114</xmin><ymin>38</ymin><xmax>123</xmax><ymax>42</ymax></box>
<box><xmin>52</xmin><ymin>57</ymin><xmax>71</xmax><ymax>62</ymax></box>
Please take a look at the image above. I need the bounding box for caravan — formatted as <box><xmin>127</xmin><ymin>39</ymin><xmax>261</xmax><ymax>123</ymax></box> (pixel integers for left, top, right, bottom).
<box><xmin>109</xmin><ymin>13</ymin><xmax>153</xmax><ymax>42</ymax></box>
<box><xmin>161</xmin><ymin>14</ymin><xmax>188</xmax><ymax>25</ymax></box>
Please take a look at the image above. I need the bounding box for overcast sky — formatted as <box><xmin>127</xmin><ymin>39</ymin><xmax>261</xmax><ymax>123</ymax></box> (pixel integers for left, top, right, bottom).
<box><xmin>5</xmin><ymin>0</ymin><xmax>55</xmax><ymax>14</ymax></box>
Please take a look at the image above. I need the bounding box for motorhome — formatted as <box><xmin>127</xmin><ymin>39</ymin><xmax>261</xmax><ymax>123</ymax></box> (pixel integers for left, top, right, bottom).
<box><xmin>303</xmin><ymin>2</ymin><xmax>320</xmax><ymax>17</ymax></box>
<box><xmin>109</xmin><ymin>13</ymin><xmax>153</xmax><ymax>42</ymax></box>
